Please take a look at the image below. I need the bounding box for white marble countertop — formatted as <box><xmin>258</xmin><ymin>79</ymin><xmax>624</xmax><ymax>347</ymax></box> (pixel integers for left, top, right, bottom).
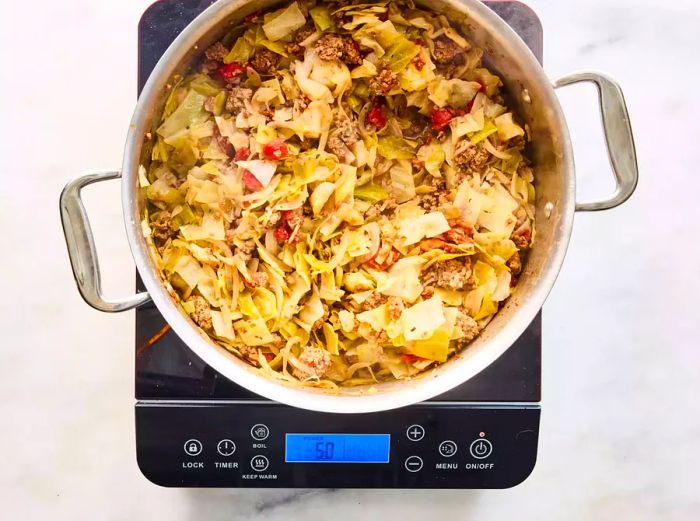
<box><xmin>2</xmin><ymin>0</ymin><xmax>699</xmax><ymax>518</ymax></box>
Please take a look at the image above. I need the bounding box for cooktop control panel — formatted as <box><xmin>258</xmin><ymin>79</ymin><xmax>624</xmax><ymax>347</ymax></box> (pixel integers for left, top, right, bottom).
<box><xmin>136</xmin><ymin>404</ymin><xmax>539</xmax><ymax>488</ymax></box>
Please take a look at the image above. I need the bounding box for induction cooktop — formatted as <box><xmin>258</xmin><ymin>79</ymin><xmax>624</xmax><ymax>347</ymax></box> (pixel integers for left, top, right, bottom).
<box><xmin>135</xmin><ymin>0</ymin><xmax>543</xmax><ymax>488</ymax></box>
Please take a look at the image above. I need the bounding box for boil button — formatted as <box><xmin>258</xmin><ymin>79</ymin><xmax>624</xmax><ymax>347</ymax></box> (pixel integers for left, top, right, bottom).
<box><xmin>469</xmin><ymin>438</ymin><xmax>493</xmax><ymax>459</ymax></box>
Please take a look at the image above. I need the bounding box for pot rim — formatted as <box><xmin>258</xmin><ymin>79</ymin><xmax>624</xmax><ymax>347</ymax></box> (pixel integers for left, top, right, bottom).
<box><xmin>122</xmin><ymin>0</ymin><xmax>575</xmax><ymax>413</ymax></box>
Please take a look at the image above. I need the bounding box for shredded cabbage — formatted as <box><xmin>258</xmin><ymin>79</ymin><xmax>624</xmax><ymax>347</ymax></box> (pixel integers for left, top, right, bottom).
<box><xmin>262</xmin><ymin>2</ymin><xmax>307</xmax><ymax>41</ymax></box>
<box><xmin>143</xmin><ymin>0</ymin><xmax>537</xmax><ymax>388</ymax></box>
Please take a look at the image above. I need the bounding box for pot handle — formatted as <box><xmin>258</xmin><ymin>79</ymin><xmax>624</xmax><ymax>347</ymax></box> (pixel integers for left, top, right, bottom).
<box><xmin>554</xmin><ymin>71</ymin><xmax>638</xmax><ymax>211</ymax></box>
<box><xmin>60</xmin><ymin>171</ymin><xmax>151</xmax><ymax>312</ymax></box>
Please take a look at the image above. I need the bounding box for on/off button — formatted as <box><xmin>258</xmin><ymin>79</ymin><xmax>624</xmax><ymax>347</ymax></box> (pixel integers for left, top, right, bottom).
<box><xmin>469</xmin><ymin>438</ymin><xmax>493</xmax><ymax>459</ymax></box>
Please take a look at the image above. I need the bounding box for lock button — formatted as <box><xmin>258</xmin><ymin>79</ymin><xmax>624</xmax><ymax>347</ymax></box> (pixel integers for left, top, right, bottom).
<box><xmin>184</xmin><ymin>439</ymin><xmax>203</xmax><ymax>456</ymax></box>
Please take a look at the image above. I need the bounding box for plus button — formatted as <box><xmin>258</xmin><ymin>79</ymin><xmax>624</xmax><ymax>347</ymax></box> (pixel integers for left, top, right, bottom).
<box><xmin>406</xmin><ymin>424</ymin><xmax>425</xmax><ymax>441</ymax></box>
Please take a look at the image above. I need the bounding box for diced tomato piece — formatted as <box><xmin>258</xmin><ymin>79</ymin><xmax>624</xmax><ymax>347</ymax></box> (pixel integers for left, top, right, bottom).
<box><xmin>366</xmin><ymin>102</ymin><xmax>387</xmax><ymax>129</ymax></box>
<box><xmin>244</xmin><ymin>12</ymin><xmax>259</xmax><ymax>24</ymax></box>
<box><xmin>263</xmin><ymin>352</ymin><xmax>274</xmax><ymax>362</ymax></box>
<box><xmin>444</xmin><ymin>227</ymin><xmax>470</xmax><ymax>244</ymax></box>
<box><xmin>281</xmin><ymin>210</ymin><xmax>297</xmax><ymax>221</ymax></box>
<box><xmin>218</xmin><ymin>62</ymin><xmax>245</xmax><ymax>80</ymax></box>
<box><xmin>430</xmin><ymin>106</ymin><xmax>454</xmax><ymax>131</ymax></box>
<box><xmin>274</xmin><ymin>224</ymin><xmax>291</xmax><ymax>242</ymax></box>
<box><xmin>477</xmin><ymin>81</ymin><xmax>487</xmax><ymax>93</ymax></box>
<box><xmin>400</xmin><ymin>354</ymin><xmax>424</xmax><ymax>364</ymax></box>
<box><xmin>262</xmin><ymin>139</ymin><xmax>289</xmax><ymax>160</ymax></box>
<box><xmin>466</xmin><ymin>99</ymin><xmax>475</xmax><ymax>114</ymax></box>
<box><xmin>242</xmin><ymin>169</ymin><xmax>263</xmax><ymax>191</ymax></box>
<box><xmin>235</xmin><ymin>147</ymin><xmax>250</xmax><ymax>161</ymax></box>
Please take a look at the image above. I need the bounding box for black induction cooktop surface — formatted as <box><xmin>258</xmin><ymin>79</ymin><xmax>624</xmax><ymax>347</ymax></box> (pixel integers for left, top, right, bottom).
<box><xmin>134</xmin><ymin>0</ymin><xmax>543</xmax><ymax>489</ymax></box>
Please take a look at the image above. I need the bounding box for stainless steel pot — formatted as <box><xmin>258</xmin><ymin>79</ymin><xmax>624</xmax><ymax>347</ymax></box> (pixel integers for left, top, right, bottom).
<box><xmin>60</xmin><ymin>0</ymin><xmax>638</xmax><ymax>413</ymax></box>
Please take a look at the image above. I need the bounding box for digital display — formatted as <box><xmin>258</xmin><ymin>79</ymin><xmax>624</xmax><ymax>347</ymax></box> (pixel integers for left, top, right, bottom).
<box><xmin>285</xmin><ymin>434</ymin><xmax>391</xmax><ymax>463</ymax></box>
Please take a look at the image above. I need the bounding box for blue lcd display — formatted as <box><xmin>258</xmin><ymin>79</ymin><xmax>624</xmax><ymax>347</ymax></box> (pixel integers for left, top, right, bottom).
<box><xmin>285</xmin><ymin>434</ymin><xmax>391</xmax><ymax>463</ymax></box>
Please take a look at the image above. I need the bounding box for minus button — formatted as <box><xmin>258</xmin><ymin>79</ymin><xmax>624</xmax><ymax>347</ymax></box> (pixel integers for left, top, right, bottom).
<box><xmin>404</xmin><ymin>455</ymin><xmax>423</xmax><ymax>472</ymax></box>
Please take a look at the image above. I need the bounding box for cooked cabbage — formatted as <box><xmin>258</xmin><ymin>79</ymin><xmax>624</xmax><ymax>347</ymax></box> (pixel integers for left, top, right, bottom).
<box><xmin>143</xmin><ymin>0</ymin><xmax>536</xmax><ymax>388</ymax></box>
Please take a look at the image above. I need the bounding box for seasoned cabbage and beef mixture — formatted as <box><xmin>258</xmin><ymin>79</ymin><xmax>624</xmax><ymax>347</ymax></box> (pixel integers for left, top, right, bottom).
<box><xmin>142</xmin><ymin>0</ymin><xmax>536</xmax><ymax>387</ymax></box>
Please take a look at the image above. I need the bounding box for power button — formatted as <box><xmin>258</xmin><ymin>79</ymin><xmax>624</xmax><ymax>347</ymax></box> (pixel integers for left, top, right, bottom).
<box><xmin>469</xmin><ymin>438</ymin><xmax>493</xmax><ymax>459</ymax></box>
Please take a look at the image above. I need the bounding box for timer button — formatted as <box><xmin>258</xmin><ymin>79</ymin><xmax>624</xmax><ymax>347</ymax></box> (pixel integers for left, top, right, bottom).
<box><xmin>250</xmin><ymin>455</ymin><xmax>269</xmax><ymax>472</ymax></box>
<box><xmin>251</xmin><ymin>424</ymin><xmax>270</xmax><ymax>441</ymax></box>
<box><xmin>404</xmin><ymin>455</ymin><xmax>423</xmax><ymax>472</ymax></box>
<box><xmin>217</xmin><ymin>439</ymin><xmax>236</xmax><ymax>457</ymax></box>
<box><xmin>469</xmin><ymin>438</ymin><xmax>493</xmax><ymax>459</ymax></box>
<box><xmin>406</xmin><ymin>424</ymin><xmax>425</xmax><ymax>441</ymax></box>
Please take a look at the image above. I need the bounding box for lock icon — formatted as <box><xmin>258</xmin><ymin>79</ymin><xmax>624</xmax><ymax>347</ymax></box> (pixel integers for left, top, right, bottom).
<box><xmin>184</xmin><ymin>439</ymin><xmax>202</xmax><ymax>456</ymax></box>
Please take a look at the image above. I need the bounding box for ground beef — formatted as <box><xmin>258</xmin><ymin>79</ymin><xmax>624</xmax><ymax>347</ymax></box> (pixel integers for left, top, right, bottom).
<box><xmin>518</xmin><ymin>164</ymin><xmax>534</xmax><ymax>182</ymax></box>
<box><xmin>366</xmin><ymin>328</ymin><xmax>390</xmax><ymax>344</ymax></box>
<box><xmin>412</xmin><ymin>54</ymin><xmax>426</xmax><ymax>70</ymax></box>
<box><xmin>512</xmin><ymin>232</ymin><xmax>530</xmax><ymax>250</ymax></box>
<box><xmin>453</xmin><ymin>308</ymin><xmax>480</xmax><ymax>348</ymax></box>
<box><xmin>506</xmin><ymin>251</ymin><xmax>522</xmax><ymax>275</ymax></box>
<box><xmin>418</xmin><ymin>189</ymin><xmax>450</xmax><ymax>212</ymax></box>
<box><xmin>369</xmin><ymin>67</ymin><xmax>399</xmax><ymax>95</ymax></box>
<box><xmin>327</xmin><ymin>115</ymin><xmax>360</xmax><ymax>159</ymax></box>
<box><xmin>433</xmin><ymin>36</ymin><xmax>464</xmax><ymax>65</ymax></box>
<box><xmin>315</xmin><ymin>34</ymin><xmax>362</xmax><ymax>65</ymax></box>
<box><xmin>246</xmin><ymin>271</ymin><xmax>269</xmax><ymax>289</ymax></box>
<box><xmin>225</xmin><ymin>87</ymin><xmax>252</xmax><ymax>114</ymax></box>
<box><xmin>334</xmin><ymin>114</ymin><xmax>361</xmax><ymax>145</ymax></box>
<box><xmin>454</xmin><ymin>145</ymin><xmax>490</xmax><ymax>171</ymax></box>
<box><xmin>343</xmin><ymin>39</ymin><xmax>362</xmax><ymax>65</ymax></box>
<box><xmin>204</xmin><ymin>42</ymin><xmax>229</xmax><ymax>62</ymax></box>
<box><xmin>364</xmin><ymin>196</ymin><xmax>398</xmax><ymax>220</ymax></box>
<box><xmin>151</xmin><ymin>211</ymin><xmax>175</xmax><ymax>247</ymax></box>
<box><xmin>327</xmin><ymin>135</ymin><xmax>347</xmax><ymax>159</ymax></box>
<box><xmin>312</xmin><ymin>304</ymin><xmax>331</xmax><ymax>331</ymax></box>
<box><xmin>232</xmin><ymin>239</ymin><xmax>256</xmax><ymax>260</ymax></box>
<box><xmin>362</xmin><ymin>292</ymin><xmax>389</xmax><ymax>311</ymax></box>
<box><xmin>387</xmin><ymin>297</ymin><xmax>404</xmax><ymax>320</ymax></box>
<box><xmin>509</xmin><ymin>135</ymin><xmax>526</xmax><ymax>148</ymax></box>
<box><xmin>422</xmin><ymin>259</ymin><xmax>476</xmax><ymax>291</ymax></box>
<box><xmin>286</xmin><ymin>27</ymin><xmax>315</xmax><ymax>56</ymax></box>
<box><xmin>190</xmin><ymin>296</ymin><xmax>213</xmax><ymax>331</ymax></box>
<box><xmin>158</xmin><ymin>170</ymin><xmax>184</xmax><ymax>190</ymax></box>
<box><xmin>265</xmin><ymin>211</ymin><xmax>282</xmax><ymax>229</ymax></box>
<box><xmin>200</xmin><ymin>59</ymin><xmax>219</xmax><ymax>74</ymax></box>
<box><xmin>293</xmin><ymin>346</ymin><xmax>332</xmax><ymax>379</ymax></box>
<box><xmin>250</xmin><ymin>48</ymin><xmax>280</xmax><ymax>74</ymax></box>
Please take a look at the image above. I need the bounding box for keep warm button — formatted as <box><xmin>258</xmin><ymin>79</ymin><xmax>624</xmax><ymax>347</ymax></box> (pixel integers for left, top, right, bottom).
<box><xmin>469</xmin><ymin>438</ymin><xmax>493</xmax><ymax>459</ymax></box>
